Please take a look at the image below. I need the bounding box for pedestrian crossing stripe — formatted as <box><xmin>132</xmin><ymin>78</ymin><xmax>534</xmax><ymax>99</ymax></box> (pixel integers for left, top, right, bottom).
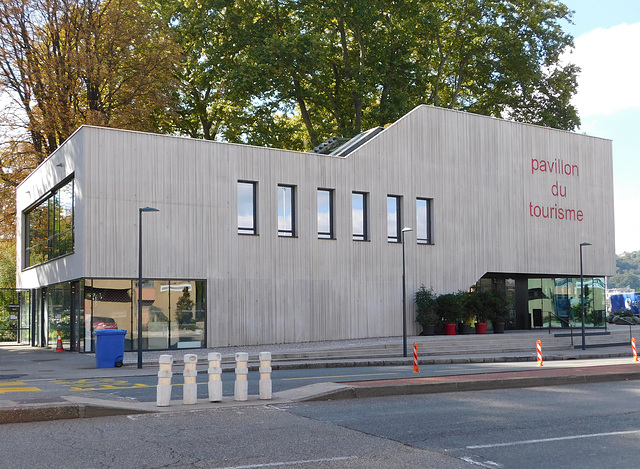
<box><xmin>0</xmin><ymin>382</ymin><xmax>41</xmax><ymax>394</ymax></box>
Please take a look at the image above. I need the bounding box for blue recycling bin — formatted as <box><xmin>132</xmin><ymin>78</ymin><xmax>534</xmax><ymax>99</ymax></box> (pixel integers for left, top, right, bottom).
<box><xmin>94</xmin><ymin>329</ymin><xmax>127</xmax><ymax>368</ymax></box>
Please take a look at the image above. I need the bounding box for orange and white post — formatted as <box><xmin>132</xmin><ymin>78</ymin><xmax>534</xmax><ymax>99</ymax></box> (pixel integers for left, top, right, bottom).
<box><xmin>632</xmin><ymin>338</ymin><xmax>638</xmax><ymax>362</ymax></box>
<box><xmin>412</xmin><ymin>342</ymin><xmax>419</xmax><ymax>373</ymax></box>
<box><xmin>536</xmin><ymin>340</ymin><xmax>543</xmax><ymax>366</ymax></box>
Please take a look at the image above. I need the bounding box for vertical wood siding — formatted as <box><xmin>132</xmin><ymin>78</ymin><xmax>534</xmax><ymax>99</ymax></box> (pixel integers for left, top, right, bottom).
<box><xmin>15</xmin><ymin>106</ymin><xmax>615</xmax><ymax>346</ymax></box>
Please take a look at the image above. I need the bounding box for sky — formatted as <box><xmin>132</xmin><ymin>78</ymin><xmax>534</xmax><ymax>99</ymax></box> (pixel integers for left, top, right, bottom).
<box><xmin>560</xmin><ymin>0</ymin><xmax>640</xmax><ymax>254</ymax></box>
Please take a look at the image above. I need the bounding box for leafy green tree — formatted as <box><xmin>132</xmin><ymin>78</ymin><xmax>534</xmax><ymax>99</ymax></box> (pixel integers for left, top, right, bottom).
<box><xmin>174</xmin><ymin>287</ymin><xmax>195</xmax><ymax>326</ymax></box>
<box><xmin>0</xmin><ymin>0</ymin><xmax>181</xmax><ymax>241</ymax></box>
<box><xmin>609</xmin><ymin>251</ymin><xmax>640</xmax><ymax>290</ymax></box>
<box><xmin>157</xmin><ymin>0</ymin><xmax>579</xmax><ymax>149</ymax></box>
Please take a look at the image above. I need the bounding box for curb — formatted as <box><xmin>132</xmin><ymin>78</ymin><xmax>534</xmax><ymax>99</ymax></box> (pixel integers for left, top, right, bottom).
<box><xmin>0</xmin><ymin>402</ymin><xmax>151</xmax><ymax>425</ymax></box>
<box><xmin>299</xmin><ymin>368</ymin><xmax>640</xmax><ymax>401</ymax></box>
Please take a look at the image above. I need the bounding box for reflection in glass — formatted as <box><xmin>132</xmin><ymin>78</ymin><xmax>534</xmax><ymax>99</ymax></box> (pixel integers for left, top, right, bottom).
<box><xmin>25</xmin><ymin>178</ymin><xmax>74</xmax><ymax>267</ymax></box>
<box><xmin>527</xmin><ymin>276</ymin><xmax>606</xmax><ymax>328</ymax></box>
<box><xmin>86</xmin><ymin>279</ymin><xmax>133</xmax><ymax>352</ymax></box>
<box><xmin>416</xmin><ymin>198</ymin><xmax>432</xmax><ymax>244</ymax></box>
<box><xmin>83</xmin><ymin>279</ymin><xmax>206</xmax><ymax>351</ymax></box>
<box><xmin>46</xmin><ymin>283</ymin><xmax>71</xmax><ymax>347</ymax></box>
<box><xmin>19</xmin><ymin>291</ymin><xmax>30</xmax><ymax>344</ymax></box>
<box><xmin>387</xmin><ymin>196</ymin><xmax>401</xmax><ymax>243</ymax></box>
<box><xmin>238</xmin><ymin>181</ymin><xmax>257</xmax><ymax>234</ymax></box>
<box><xmin>278</xmin><ymin>185</ymin><xmax>295</xmax><ymax>236</ymax></box>
<box><xmin>318</xmin><ymin>189</ymin><xmax>333</xmax><ymax>239</ymax></box>
<box><xmin>352</xmin><ymin>192</ymin><xmax>367</xmax><ymax>241</ymax></box>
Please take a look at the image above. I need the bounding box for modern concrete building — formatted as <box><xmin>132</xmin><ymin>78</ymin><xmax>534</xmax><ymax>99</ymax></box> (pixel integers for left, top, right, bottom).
<box><xmin>15</xmin><ymin>105</ymin><xmax>616</xmax><ymax>352</ymax></box>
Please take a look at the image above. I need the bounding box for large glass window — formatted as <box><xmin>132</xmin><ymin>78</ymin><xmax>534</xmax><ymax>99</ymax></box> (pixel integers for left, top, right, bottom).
<box><xmin>278</xmin><ymin>185</ymin><xmax>296</xmax><ymax>237</ymax></box>
<box><xmin>318</xmin><ymin>189</ymin><xmax>334</xmax><ymax>239</ymax></box>
<box><xmin>238</xmin><ymin>181</ymin><xmax>257</xmax><ymax>235</ymax></box>
<box><xmin>416</xmin><ymin>198</ymin><xmax>432</xmax><ymax>244</ymax></box>
<box><xmin>387</xmin><ymin>195</ymin><xmax>401</xmax><ymax>243</ymax></box>
<box><xmin>527</xmin><ymin>276</ymin><xmax>606</xmax><ymax>328</ymax></box>
<box><xmin>85</xmin><ymin>279</ymin><xmax>133</xmax><ymax>352</ymax></box>
<box><xmin>46</xmin><ymin>283</ymin><xmax>71</xmax><ymax>348</ymax></box>
<box><xmin>352</xmin><ymin>192</ymin><xmax>368</xmax><ymax>241</ymax></box>
<box><xmin>84</xmin><ymin>279</ymin><xmax>206</xmax><ymax>351</ymax></box>
<box><xmin>24</xmin><ymin>177</ymin><xmax>74</xmax><ymax>267</ymax></box>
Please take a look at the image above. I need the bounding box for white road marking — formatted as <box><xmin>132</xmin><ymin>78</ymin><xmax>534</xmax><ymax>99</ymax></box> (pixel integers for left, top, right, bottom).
<box><xmin>213</xmin><ymin>456</ymin><xmax>358</xmax><ymax>468</ymax></box>
<box><xmin>467</xmin><ymin>429</ymin><xmax>640</xmax><ymax>449</ymax></box>
<box><xmin>460</xmin><ymin>457</ymin><xmax>502</xmax><ymax>468</ymax></box>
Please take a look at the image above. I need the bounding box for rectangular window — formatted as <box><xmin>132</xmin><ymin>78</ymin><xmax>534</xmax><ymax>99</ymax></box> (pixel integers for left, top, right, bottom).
<box><xmin>24</xmin><ymin>177</ymin><xmax>75</xmax><ymax>268</ymax></box>
<box><xmin>317</xmin><ymin>189</ymin><xmax>334</xmax><ymax>239</ymax></box>
<box><xmin>278</xmin><ymin>185</ymin><xmax>295</xmax><ymax>237</ymax></box>
<box><xmin>352</xmin><ymin>192</ymin><xmax>368</xmax><ymax>241</ymax></box>
<box><xmin>416</xmin><ymin>198</ymin><xmax>433</xmax><ymax>244</ymax></box>
<box><xmin>238</xmin><ymin>181</ymin><xmax>257</xmax><ymax>235</ymax></box>
<box><xmin>387</xmin><ymin>195</ymin><xmax>401</xmax><ymax>243</ymax></box>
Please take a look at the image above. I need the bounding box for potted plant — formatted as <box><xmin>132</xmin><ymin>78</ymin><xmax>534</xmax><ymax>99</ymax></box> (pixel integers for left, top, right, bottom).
<box><xmin>486</xmin><ymin>291</ymin><xmax>510</xmax><ymax>333</ymax></box>
<box><xmin>415</xmin><ymin>285</ymin><xmax>438</xmax><ymax>335</ymax></box>
<box><xmin>466</xmin><ymin>290</ymin><xmax>489</xmax><ymax>334</ymax></box>
<box><xmin>437</xmin><ymin>292</ymin><xmax>464</xmax><ymax>335</ymax></box>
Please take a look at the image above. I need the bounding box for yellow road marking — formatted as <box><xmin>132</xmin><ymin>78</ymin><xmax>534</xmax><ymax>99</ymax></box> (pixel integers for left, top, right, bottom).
<box><xmin>52</xmin><ymin>378</ymin><xmax>152</xmax><ymax>391</ymax></box>
<box><xmin>0</xmin><ymin>382</ymin><xmax>41</xmax><ymax>393</ymax></box>
<box><xmin>283</xmin><ymin>372</ymin><xmax>401</xmax><ymax>381</ymax></box>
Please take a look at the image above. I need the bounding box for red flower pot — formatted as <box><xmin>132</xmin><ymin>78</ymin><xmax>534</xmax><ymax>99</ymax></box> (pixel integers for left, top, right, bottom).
<box><xmin>444</xmin><ymin>323</ymin><xmax>457</xmax><ymax>335</ymax></box>
<box><xmin>475</xmin><ymin>322</ymin><xmax>488</xmax><ymax>334</ymax></box>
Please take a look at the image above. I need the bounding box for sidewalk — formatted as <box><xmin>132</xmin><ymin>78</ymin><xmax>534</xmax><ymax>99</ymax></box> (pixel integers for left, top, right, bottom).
<box><xmin>1</xmin><ymin>328</ymin><xmax>639</xmax><ymax>424</ymax></box>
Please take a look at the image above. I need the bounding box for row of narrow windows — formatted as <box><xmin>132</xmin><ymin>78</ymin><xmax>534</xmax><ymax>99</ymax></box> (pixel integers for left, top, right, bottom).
<box><xmin>238</xmin><ymin>181</ymin><xmax>433</xmax><ymax>244</ymax></box>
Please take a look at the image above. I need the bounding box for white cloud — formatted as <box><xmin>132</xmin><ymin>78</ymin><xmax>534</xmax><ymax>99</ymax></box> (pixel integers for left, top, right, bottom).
<box><xmin>569</xmin><ymin>22</ymin><xmax>640</xmax><ymax>117</ymax></box>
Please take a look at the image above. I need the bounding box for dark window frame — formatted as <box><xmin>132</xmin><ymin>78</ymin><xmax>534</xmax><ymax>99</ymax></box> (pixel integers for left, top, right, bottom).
<box><xmin>277</xmin><ymin>184</ymin><xmax>296</xmax><ymax>237</ymax></box>
<box><xmin>317</xmin><ymin>188</ymin><xmax>335</xmax><ymax>239</ymax></box>
<box><xmin>238</xmin><ymin>180</ymin><xmax>258</xmax><ymax>235</ymax></box>
<box><xmin>24</xmin><ymin>175</ymin><xmax>75</xmax><ymax>268</ymax></box>
<box><xmin>387</xmin><ymin>195</ymin><xmax>402</xmax><ymax>243</ymax></box>
<box><xmin>416</xmin><ymin>197</ymin><xmax>433</xmax><ymax>245</ymax></box>
<box><xmin>352</xmin><ymin>191</ymin><xmax>368</xmax><ymax>241</ymax></box>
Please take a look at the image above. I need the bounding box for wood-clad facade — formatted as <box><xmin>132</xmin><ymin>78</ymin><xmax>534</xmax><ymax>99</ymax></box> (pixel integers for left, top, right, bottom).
<box><xmin>15</xmin><ymin>105</ymin><xmax>616</xmax><ymax>350</ymax></box>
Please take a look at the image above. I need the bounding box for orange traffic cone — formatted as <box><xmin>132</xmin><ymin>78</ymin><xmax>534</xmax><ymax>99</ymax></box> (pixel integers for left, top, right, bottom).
<box><xmin>55</xmin><ymin>332</ymin><xmax>64</xmax><ymax>352</ymax></box>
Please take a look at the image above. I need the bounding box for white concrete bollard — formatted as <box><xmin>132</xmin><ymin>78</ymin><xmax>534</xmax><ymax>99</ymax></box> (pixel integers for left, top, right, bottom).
<box><xmin>156</xmin><ymin>354</ymin><xmax>173</xmax><ymax>407</ymax></box>
<box><xmin>183</xmin><ymin>354</ymin><xmax>198</xmax><ymax>405</ymax></box>
<box><xmin>208</xmin><ymin>352</ymin><xmax>223</xmax><ymax>402</ymax></box>
<box><xmin>259</xmin><ymin>351</ymin><xmax>272</xmax><ymax>400</ymax></box>
<box><xmin>234</xmin><ymin>352</ymin><xmax>249</xmax><ymax>401</ymax></box>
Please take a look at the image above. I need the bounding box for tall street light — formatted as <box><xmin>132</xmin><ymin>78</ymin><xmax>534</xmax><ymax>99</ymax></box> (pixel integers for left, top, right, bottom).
<box><xmin>138</xmin><ymin>207</ymin><xmax>159</xmax><ymax>368</ymax></box>
<box><xmin>401</xmin><ymin>227</ymin><xmax>413</xmax><ymax>358</ymax></box>
<box><xmin>580</xmin><ymin>242</ymin><xmax>592</xmax><ymax>351</ymax></box>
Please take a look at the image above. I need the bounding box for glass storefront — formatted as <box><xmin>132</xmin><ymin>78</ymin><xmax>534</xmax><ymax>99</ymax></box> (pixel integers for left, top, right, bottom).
<box><xmin>527</xmin><ymin>277</ymin><xmax>605</xmax><ymax>328</ymax></box>
<box><xmin>85</xmin><ymin>278</ymin><xmax>206</xmax><ymax>351</ymax></box>
<box><xmin>46</xmin><ymin>283</ymin><xmax>71</xmax><ymax>346</ymax></box>
<box><xmin>477</xmin><ymin>274</ymin><xmax>606</xmax><ymax>330</ymax></box>
<box><xmin>17</xmin><ymin>279</ymin><xmax>206</xmax><ymax>352</ymax></box>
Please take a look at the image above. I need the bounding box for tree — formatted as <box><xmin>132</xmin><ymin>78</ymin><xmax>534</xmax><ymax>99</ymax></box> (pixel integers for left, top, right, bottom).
<box><xmin>0</xmin><ymin>0</ymin><xmax>180</xmax><ymax>157</ymax></box>
<box><xmin>158</xmin><ymin>0</ymin><xmax>580</xmax><ymax>150</ymax></box>
<box><xmin>174</xmin><ymin>287</ymin><xmax>194</xmax><ymax>326</ymax></box>
<box><xmin>0</xmin><ymin>0</ymin><xmax>181</xmax><ymax>246</ymax></box>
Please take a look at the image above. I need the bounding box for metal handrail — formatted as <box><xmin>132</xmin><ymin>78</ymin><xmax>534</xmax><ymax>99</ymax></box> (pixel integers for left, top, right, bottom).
<box><xmin>548</xmin><ymin>312</ymin><xmax>573</xmax><ymax>346</ymax></box>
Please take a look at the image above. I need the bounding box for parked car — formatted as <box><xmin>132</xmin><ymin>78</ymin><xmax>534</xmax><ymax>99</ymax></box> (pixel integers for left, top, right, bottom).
<box><xmin>92</xmin><ymin>316</ymin><xmax>118</xmax><ymax>330</ymax></box>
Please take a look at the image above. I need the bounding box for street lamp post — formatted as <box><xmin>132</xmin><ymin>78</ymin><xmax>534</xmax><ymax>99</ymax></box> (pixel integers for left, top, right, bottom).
<box><xmin>580</xmin><ymin>242</ymin><xmax>592</xmax><ymax>351</ymax></box>
<box><xmin>138</xmin><ymin>207</ymin><xmax>159</xmax><ymax>369</ymax></box>
<box><xmin>401</xmin><ymin>227</ymin><xmax>413</xmax><ymax>358</ymax></box>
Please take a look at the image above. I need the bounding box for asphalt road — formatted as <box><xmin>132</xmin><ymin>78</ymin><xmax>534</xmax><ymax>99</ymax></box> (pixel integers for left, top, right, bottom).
<box><xmin>2</xmin><ymin>358</ymin><xmax>636</xmax><ymax>404</ymax></box>
<box><xmin>1</xmin><ymin>380</ymin><xmax>638</xmax><ymax>468</ymax></box>
<box><xmin>280</xmin><ymin>380</ymin><xmax>640</xmax><ymax>469</ymax></box>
